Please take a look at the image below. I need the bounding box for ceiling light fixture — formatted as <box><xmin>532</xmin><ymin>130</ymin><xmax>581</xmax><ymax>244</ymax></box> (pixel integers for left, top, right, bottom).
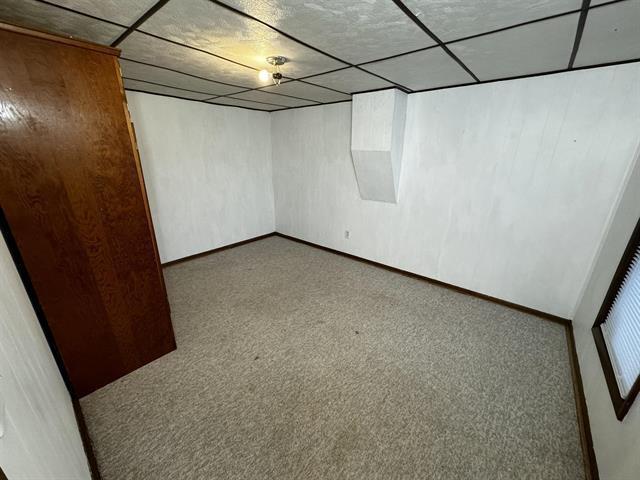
<box><xmin>258</xmin><ymin>55</ymin><xmax>288</xmax><ymax>86</ymax></box>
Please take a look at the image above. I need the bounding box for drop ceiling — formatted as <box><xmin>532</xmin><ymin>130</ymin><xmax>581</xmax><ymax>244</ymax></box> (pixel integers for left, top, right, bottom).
<box><xmin>1</xmin><ymin>0</ymin><xmax>638</xmax><ymax>112</ymax></box>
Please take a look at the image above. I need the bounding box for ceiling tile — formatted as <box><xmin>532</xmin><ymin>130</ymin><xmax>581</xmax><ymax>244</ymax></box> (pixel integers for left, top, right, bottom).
<box><xmin>221</xmin><ymin>0</ymin><xmax>436</xmax><ymax>64</ymax></box>
<box><xmin>141</xmin><ymin>0</ymin><xmax>345</xmax><ymax>78</ymax></box>
<box><xmin>448</xmin><ymin>13</ymin><xmax>579</xmax><ymax>80</ymax></box>
<box><xmin>0</xmin><ymin>0</ymin><xmax>125</xmax><ymax>44</ymax></box>
<box><xmin>119</xmin><ymin>59</ymin><xmax>244</xmax><ymax>96</ymax></box>
<box><xmin>361</xmin><ymin>48</ymin><xmax>475</xmax><ymax>91</ymax></box>
<box><xmin>230</xmin><ymin>90</ymin><xmax>316</xmax><ymax>107</ymax></box>
<box><xmin>120</xmin><ymin>31</ymin><xmax>263</xmax><ymax>88</ymax></box>
<box><xmin>404</xmin><ymin>0</ymin><xmax>581</xmax><ymax>42</ymax></box>
<box><xmin>206</xmin><ymin>97</ymin><xmax>281</xmax><ymax>111</ymax></box>
<box><xmin>47</xmin><ymin>0</ymin><xmax>158</xmax><ymax>26</ymax></box>
<box><xmin>304</xmin><ymin>68</ymin><xmax>394</xmax><ymax>94</ymax></box>
<box><xmin>260</xmin><ymin>81</ymin><xmax>351</xmax><ymax>103</ymax></box>
<box><xmin>574</xmin><ymin>1</ymin><xmax>640</xmax><ymax>67</ymax></box>
<box><xmin>124</xmin><ymin>79</ymin><xmax>214</xmax><ymax>100</ymax></box>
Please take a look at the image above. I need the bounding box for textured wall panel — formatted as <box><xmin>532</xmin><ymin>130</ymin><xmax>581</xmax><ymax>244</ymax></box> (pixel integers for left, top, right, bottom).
<box><xmin>0</xmin><ymin>236</ymin><xmax>91</xmax><ymax>479</ymax></box>
<box><xmin>127</xmin><ymin>92</ymin><xmax>276</xmax><ymax>262</ymax></box>
<box><xmin>270</xmin><ymin>63</ymin><xmax>640</xmax><ymax>318</ymax></box>
<box><xmin>572</xmin><ymin>140</ymin><xmax>640</xmax><ymax>480</ymax></box>
<box><xmin>351</xmin><ymin>89</ymin><xmax>407</xmax><ymax>203</ymax></box>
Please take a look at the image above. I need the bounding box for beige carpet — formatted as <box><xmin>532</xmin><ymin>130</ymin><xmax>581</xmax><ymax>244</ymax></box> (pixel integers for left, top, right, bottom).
<box><xmin>81</xmin><ymin>236</ymin><xmax>584</xmax><ymax>479</ymax></box>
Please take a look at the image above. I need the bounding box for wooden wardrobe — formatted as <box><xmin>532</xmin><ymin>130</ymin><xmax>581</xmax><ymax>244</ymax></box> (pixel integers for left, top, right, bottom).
<box><xmin>0</xmin><ymin>23</ymin><xmax>176</xmax><ymax>396</ymax></box>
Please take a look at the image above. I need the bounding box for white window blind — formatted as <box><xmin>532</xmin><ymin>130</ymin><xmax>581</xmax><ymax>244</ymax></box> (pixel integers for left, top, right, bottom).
<box><xmin>601</xmin><ymin>245</ymin><xmax>640</xmax><ymax>398</ymax></box>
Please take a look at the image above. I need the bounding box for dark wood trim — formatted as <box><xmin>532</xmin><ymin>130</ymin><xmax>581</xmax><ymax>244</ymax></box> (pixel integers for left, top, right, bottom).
<box><xmin>591</xmin><ymin>216</ymin><xmax>640</xmax><ymax>421</ymax></box>
<box><xmin>273</xmin><ymin>232</ymin><xmax>570</xmax><ymax>325</ymax></box>
<box><xmin>161</xmin><ymin>232</ymin><xmax>599</xmax><ymax>476</ymax></box>
<box><xmin>117</xmin><ymin>68</ymin><xmax>172</xmax><ymax>317</ymax></box>
<box><xmin>161</xmin><ymin>232</ymin><xmax>277</xmax><ymax>267</ymax></box>
<box><xmin>0</xmin><ymin>21</ymin><xmax>120</xmax><ymax>56</ymax></box>
<box><xmin>72</xmin><ymin>398</ymin><xmax>102</xmax><ymax>480</ymax></box>
<box><xmin>569</xmin><ymin>0</ymin><xmax>592</xmax><ymax>69</ymax></box>
<box><xmin>566</xmin><ymin>325</ymin><xmax>600</xmax><ymax>480</ymax></box>
<box><xmin>110</xmin><ymin>0</ymin><xmax>171</xmax><ymax>47</ymax></box>
<box><xmin>0</xmin><ymin>465</ymin><xmax>7</xmax><ymax>480</ymax></box>
<box><xmin>271</xmin><ymin>232</ymin><xmax>601</xmax><ymax>477</ymax></box>
<box><xmin>162</xmin><ymin>230</ymin><xmax>569</xmax><ymax>325</ymax></box>
<box><xmin>0</xmin><ymin>207</ymin><xmax>101</xmax><ymax>479</ymax></box>
<box><xmin>0</xmin><ymin>208</ymin><xmax>75</xmax><ymax>394</ymax></box>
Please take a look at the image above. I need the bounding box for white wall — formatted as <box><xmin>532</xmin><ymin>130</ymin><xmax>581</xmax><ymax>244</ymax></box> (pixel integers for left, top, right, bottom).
<box><xmin>271</xmin><ymin>63</ymin><xmax>640</xmax><ymax>319</ymax></box>
<box><xmin>0</xmin><ymin>236</ymin><xmax>91</xmax><ymax>479</ymax></box>
<box><xmin>126</xmin><ymin>92</ymin><xmax>275</xmax><ymax>263</ymax></box>
<box><xmin>572</xmin><ymin>141</ymin><xmax>640</xmax><ymax>480</ymax></box>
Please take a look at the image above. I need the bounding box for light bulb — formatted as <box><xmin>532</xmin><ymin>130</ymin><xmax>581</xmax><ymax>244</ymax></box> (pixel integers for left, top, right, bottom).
<box><xmin>258</xmin><ymin>69</ymin><xmax>270</xmax><ymax>82</ymax></box>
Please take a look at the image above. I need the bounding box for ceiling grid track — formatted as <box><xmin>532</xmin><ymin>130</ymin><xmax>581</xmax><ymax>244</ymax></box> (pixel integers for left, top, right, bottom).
<box><xmin>18</xmin><ymin>0</ymin><xmax>640</xmax><ymax>112</ymax></box>
<box><xmin>568</xmin><ymin>0</ymin><xmax>593</xmax><ymax>68</ymax></box>
<box><xmin>104</xmin><ymin>0</ymin><xmax>353</xmax><ymax>105</ymax></box>
<box><xmin>29</xmin><ymin>0</ymin><xmax>327</xmax><ymax>108</ymax></box>
<box><xmin>34</xmin><ymin>0</ymin><xmax>128</xmax><ymax>28</ymax></box>
<box><xmin>206</xmin><ymin>0</ymin><xmax>413</xmax><ymax>93</ymax></box>
<box><xmin>122</xmin><ymin>77</ymin><xmax>294</xmax><ymax>107</ymax></box>
<box><xmin>390</xmin><ymin>0</ymin><xmax>480</xmax><ymax>82</ymax></box>
<box><xmin>124</xmin><ymin>88</ymin><xmax>272</xmax><ymax>111</ymax></box>
<box><xmin>110</xmin><ymin>0</ymin><xmax>171</xmax><ymax>47</ymax></box>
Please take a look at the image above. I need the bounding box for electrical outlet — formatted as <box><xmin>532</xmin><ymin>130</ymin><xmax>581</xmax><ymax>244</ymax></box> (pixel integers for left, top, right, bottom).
<box><xmin>344</xmin><ymin>230</ymin><xmax>350</xmax><ymax>239</ymax></box>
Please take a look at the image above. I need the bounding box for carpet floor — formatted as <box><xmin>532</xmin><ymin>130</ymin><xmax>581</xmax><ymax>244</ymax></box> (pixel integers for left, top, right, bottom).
<box><xmin>81</xmin><ymin>236</ymin><xmax>584</xmax><ymax>479</ymax></box>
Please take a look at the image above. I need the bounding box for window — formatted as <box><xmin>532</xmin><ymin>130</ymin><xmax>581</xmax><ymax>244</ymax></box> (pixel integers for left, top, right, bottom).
<box><xmin>592</xmin><ymin>217</ymin><xmax>640</xmax><ymax>421</ymax></box>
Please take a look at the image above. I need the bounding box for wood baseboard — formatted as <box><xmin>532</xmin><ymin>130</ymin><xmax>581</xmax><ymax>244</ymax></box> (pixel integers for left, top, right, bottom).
<box><xmin>161</xmin><ymin>232</ymin><xmax>277</xmax><ymax>267</ymax></box>
<box><xmin>72</xmin><ymin>398</ymin><xmax>102</xmax><ymax>480</ymax></box>
<box><xmin>160</xmin><ymin>230</ymin><xmax>599</xmax><ymax>479</ymax></box>
<box><xmin>565</xmin><ymin>325</ymin><xmax>600</xmax><ymax>480</ymax></box>
<box><xmin>273</xmin><ymin>232</ymin><xmax>598</xmax><ymax>479</ymax></box>
<box><xmin>274</xmin><ymin>232</ymin><xmax>570</xmax><ymax>325</ymax></box>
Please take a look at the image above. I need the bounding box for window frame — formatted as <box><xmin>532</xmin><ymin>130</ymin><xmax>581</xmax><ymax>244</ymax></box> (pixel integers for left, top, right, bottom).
<box><xmin>592</xmin><ymin>216</ymin><xmax>640</xmax><ymax>421</ymax></box>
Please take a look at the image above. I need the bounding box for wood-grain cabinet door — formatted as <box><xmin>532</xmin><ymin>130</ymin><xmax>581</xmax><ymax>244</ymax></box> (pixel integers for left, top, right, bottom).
<box><xmin>0</xmin><ymin>26</ymin><xmax>176</xmax><ymax>397</ymax></box>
